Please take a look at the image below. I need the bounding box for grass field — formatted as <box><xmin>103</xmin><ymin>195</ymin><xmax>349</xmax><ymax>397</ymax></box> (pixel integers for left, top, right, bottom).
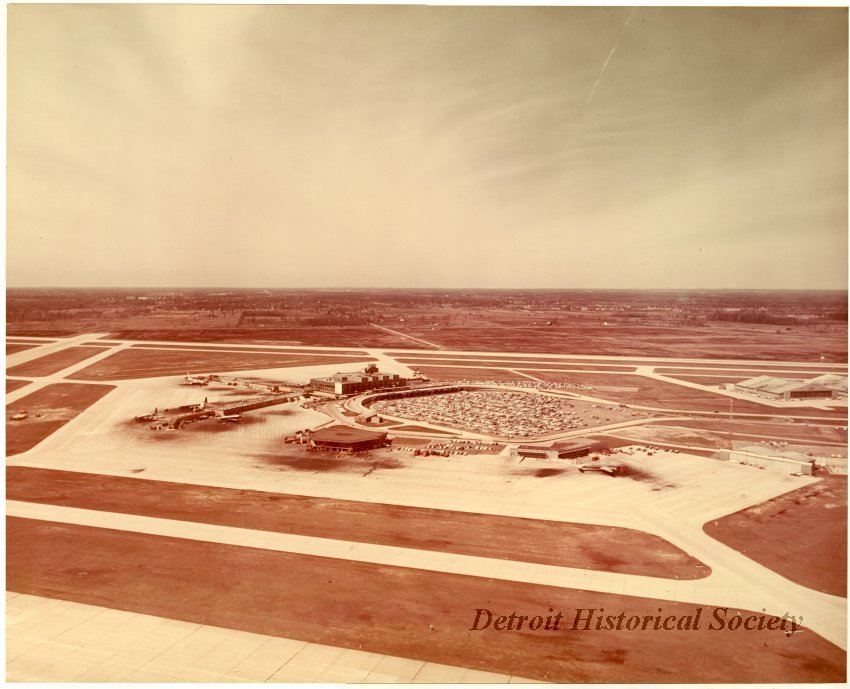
<box><xmin>6</xmin><ymin>339</ymin><xmax>56</xmax><ymax>345</ymax></box>
<box><xmin>8</xmin><ymin>518</ymin><xmax>843</xmax><ymax>683</ymax></box>
<box><xmin>391</xmin><ymin>425</ymin><xmax>460</xmax><ymax>435</ymax></box>
<box><xmin>387</xmin><ymin>323</ymin><xmax>848</xmax><ymax>362</ymax></box>
<box><xmin>652</xmin><ymin>419</ymin><xmax>848</xmax><ymax>446</ymax></box>
<box><xmin>416</xmin><ymin>367</ymin><xmax>531</xmax><ymax>382</ymax></box>
<box><xmin>6</xmin><ymin>468</ymin><xmax>708</xmax><ymax>578</ymax></box>
<box><xmin>7</xmin><ymin>327</ymin><xmax>81</xmax><ymax>336</ymax></box>
<box><xmin>106</xmin><ymin>327</ymin><xmax>413</xmax><ymax>348</ymax></box>
<box><xmin>6</xmin><ymin>347</ymin><xmax>108</xmax><ymax>377</ymax></box>
<box><xmin>399</xmin><ymin>358</ymin><xmax>636</xmax><ymax>372</ymax></box>
<box><xmin>416</xmin><ymin>367</ymin><xmax>786</xmax><ymax>414</ymax></box>
<box><xmin>67</xmin><ymin>349</ymin><xmax>376</xmax><ymax>381</ymax></box>
<box><xmin>399</xmin><ymin>355</ymin><xmax>847</xmax><ymax>373</ymax></box>
<box><xmin>6</xmin><ymin>379</ymin><xmax>32</xmax><ymax>394</ymax></box>
<box><xmin>704</xmin><ymin>477</ymin><xmax>847</xmax><ymax>596</ymax></box>
<box><xmin>655</xmin><ymin>366</ymin><xmax>842</xmax><ymax>376</ymax></box>
<box><xmin>129</xmin><ymin>343</ymin><xmax>369</xmax><ymax>356</ymax></box>
<box><xmin>528</xmin><ymin>371</ymin><xmax>845</xmax><ymax>416</ymax></box>
<box><xmin>661</xmin><ymin>374</ymin><xmax>809</xmax><ymax>385</ymax></box>
<box><xmin>6</xmin><ymin>383</ymin><xmax>115</xmax><ymax>456</ymax></box>
<box><xmin>6</xmin><ymin>344</ymin><xmax>38</xmax><ymax>355</ymax></box>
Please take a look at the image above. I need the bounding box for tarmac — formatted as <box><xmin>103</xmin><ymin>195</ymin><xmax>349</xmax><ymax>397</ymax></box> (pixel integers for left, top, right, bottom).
<box><xmin>6</xmin><ymin>333</ymin><xmax>848</xmax><ymax>680</ymax></box>
<box><xmin>7</xmin><ymin>593</ymin><xmax>533</xmax><ymax>683</ymax></box>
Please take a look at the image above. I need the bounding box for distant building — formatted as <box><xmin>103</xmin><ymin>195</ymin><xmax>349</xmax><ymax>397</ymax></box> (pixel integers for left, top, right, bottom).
<box><xmin>730</xmin><ymin>375</ymin><xmax>843</xmax><ymax>401</ymax></box>
<box><xmin>727</xmin><ymin>445</ymin><xmax>814</xmax><ymax>475</ymax></box>
<box><xmin>309</xmin><ymin>365</ymin><xmax>406</xmax><ymax>396</ymax></box>
<box><xmin>510</xmin><ymin>438</ymin><xmax>601</xmax><ymax>462</ymax></box>
<box><xmin>809</xmin><ymin>374</ymin><xmax>848</xmax><ymax>398</ymax></box>
<box><xmin>309</xmin><ymin>425</ymin><xmax>388</xmax><ymax>451</ymax></box>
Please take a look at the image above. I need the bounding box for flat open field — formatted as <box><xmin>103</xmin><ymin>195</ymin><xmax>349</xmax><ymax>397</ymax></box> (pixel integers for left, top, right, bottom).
<box><xmin>23</xmin><ymin>320</ymin><xmax>842</xmax><ymax>363</ymax></box>
<box><xmin>391</xmin><ymin>353</ymin><xmax>659</xmax><ymax>365</ymax></box>
<box><xmin>417</xmin><ymin>366</ymin><xmax>538</xmax><ymax>383</ymax></box>
<box><xmin>130</xmin><ymin>343</ymin><xmax>369</xmax><ymax>356</ymax></box>
<box><xmin>392</xmin><ymin>425</ymin><xmax>460</xmax><ymax>435</ymax></box>
<box><xmin>6</xmin><ymin>468</ymin><xmax>708</xmax><ymax>578</ymax></box>
<box><xmin>6</xmin><ymin>379</ymin><xmax>32</xmax><ymax>394</ymax></box>
<box><xmin>67</xmin><ymin>349</ymin><xmax>376</xmax><ymax>381</ymax></box>
<box><xmin>528</xmin><ymin>371</ymin><xmax>845</xmax><ymax>416</ymax></box>
<box><xmin>655</xmin><ymin>366</ymin><xmax>834</xmax><ymax>376</ymax></box>
<box><xmin>106</xmin><ymin>327</ymin><xmax>414</xmax><ymax>348</ymax></box>
<box><xmin>662</xmin><ymin>374</ymin><xmax>809</xmax><ymax>385</ymax></box>
<box><xmin>7</xmin><ymin>344</ymin><xmax>38</xmax><ymax>355</ymax></box>
<box><xmin>612</xmin><ymin>426</ymin><xmax>731</xmax><ymax>450</ymax></box>
<box><xmin>6</xmin><ymin>346</ymin><xmax>108</xmax><ymax>377</ymax></box>
<box><xmin>704</xmin><ymin>477</ymin><xmax>848</xmax><ymax>597</ymax></box>
<box><xmin>7</xmin><ymin>327</ymin><xmax>81</xmax><ymax>336</ymax></box>
<box><xmin>653</xmin><ymin>419</ymin><xmax>848</xmax><ymax>446</ymax></box>
<box><xmin>8</xmin><ymin>518</ymin><xmax>843</xmax><ymax>683</ymax></box>
<box><xmin>7</xmin><ymin>339</ymin><xmax>56</xmax><ymax>345</ymax></box>
<box><xmin>399</xmin><ymin>355</ymin><xmax>847</xmax><ymax>374</ymax></box>
<box><xmin>387</xmin><ymin>323</ymin><xmax>848</xmax><ymax>362</ymax></box>
<box><xmin>6</xmin><ymin>383</ymin><xmax>115</xmax><ymax>456</ymax></box>
<box><xmin>399</xmin><ymin>358</ymin><xmax>636</xmax><ymax>372</ymax></box>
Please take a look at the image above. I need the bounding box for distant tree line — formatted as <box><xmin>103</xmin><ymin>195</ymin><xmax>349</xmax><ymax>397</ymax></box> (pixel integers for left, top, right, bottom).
<box><xmin>710</xmin><ymin>309</ymin><xmax>847</xmax><ymax>324</ymax></box>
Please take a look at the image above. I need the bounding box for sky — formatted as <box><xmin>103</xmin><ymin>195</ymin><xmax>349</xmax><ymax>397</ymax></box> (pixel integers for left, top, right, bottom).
<box><xmin>6</xmin><ymin>5</ymin><xmax>848</xmax><ymax>289</ymax></box>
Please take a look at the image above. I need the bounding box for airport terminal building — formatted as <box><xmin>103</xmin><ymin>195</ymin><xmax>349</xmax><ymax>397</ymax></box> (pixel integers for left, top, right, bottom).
<box><xmin>310</xmin><ymin>364</ymin><xmax>406</xmax><ymax>396</ymax></box>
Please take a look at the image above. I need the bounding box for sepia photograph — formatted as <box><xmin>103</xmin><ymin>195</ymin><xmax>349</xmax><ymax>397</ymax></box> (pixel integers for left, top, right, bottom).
<box><xmin>5</xmin><ymin>2</ymin><xmax>848</xmax><ymax>683</ymax></box>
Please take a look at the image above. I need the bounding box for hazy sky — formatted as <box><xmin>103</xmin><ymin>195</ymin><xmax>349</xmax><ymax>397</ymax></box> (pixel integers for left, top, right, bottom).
<box><xmin>7</xmin><ymin>5</ymin><xmax>848</xmax><ymax>289</ymax></box>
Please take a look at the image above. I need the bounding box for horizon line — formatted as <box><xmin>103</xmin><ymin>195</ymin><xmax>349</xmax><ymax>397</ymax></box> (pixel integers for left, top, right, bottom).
<box><xmin>6</xmin><ymin>286</ymin><xmax>849</xmax><ymax>293</ymax></box>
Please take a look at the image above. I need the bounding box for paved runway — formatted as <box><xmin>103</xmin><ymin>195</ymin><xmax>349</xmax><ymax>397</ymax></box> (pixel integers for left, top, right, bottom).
<box><xmin>8</xmin><ymin>592</ymin><xmax>529</xmax><ymax>683</ymax></box>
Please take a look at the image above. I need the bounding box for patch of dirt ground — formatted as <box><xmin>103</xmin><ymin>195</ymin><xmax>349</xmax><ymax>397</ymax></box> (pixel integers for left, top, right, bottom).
<box><xmin>704</xmin><ymin>477</ymin><xmax>847</xmax><ymax>596</ymax></box>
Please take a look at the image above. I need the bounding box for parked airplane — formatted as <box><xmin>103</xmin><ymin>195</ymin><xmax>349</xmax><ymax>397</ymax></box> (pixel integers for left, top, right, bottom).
<box><xmin>182</xmin><ymin>373</ymin><xmax>209</xmax><ymax>386</ymax></box>
<box><xmin>217</xmin><ymin>413</ymin><xmax>242</xmax><ymax>424</ymax></box>
<box><xmin>135</xmin><ymin>408</ymin><xmax>163</xmax><ymax>423</ymax></box>
<box><xmin>578</xmin><ymin>463</ymin><xmax>626</xmax><ymax>476</ymax></box>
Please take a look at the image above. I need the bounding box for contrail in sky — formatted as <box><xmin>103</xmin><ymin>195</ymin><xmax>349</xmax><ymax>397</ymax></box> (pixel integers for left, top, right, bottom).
<box><xmin>586</xmin><ymin>7</ymin><xmax>638</xmax><ymax>105</ymax></box>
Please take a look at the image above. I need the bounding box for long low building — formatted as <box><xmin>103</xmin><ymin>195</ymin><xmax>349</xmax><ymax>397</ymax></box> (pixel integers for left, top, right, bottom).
<box><xmin>810</xmin><ymin>374</ymin><xmax>849</xmax><ymax>398</ymax></box>
<box><xmin>310</xmin><ymin>364</ymin><xmax>407</xmax><ymax>396</ymax></box>
<box><xmin>309</xmin><ymin>425</ymin><xmax>389</xmax><ymax>451</ymax></box>
<box><xmin>510</xmin><ymin>438</ymin><xmax>601</xmax><ymax>462</ymax></box>
<box><xmin>729</xmin><ymin>375</ymin><xmax>844</xmax><ymax>401</ymax></box>
<box><xmin>727</xmin><ymin>445</ymin><xmax>814</xmax><ymax>475</ymax></box>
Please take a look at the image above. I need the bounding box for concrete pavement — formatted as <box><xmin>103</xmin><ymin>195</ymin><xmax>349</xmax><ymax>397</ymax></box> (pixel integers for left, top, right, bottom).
<box><xmin>7</xmin><ymin>332</ymin><xmax>847</xmax><ymax>680</ymax></box>
<box><xmin>7</xmin><ymin>498</ymin><xmax>845</xmax><ymax>649</ymax></box>
<box><xmin>7</xmin><ymin>592</ymin><xmax>533</xmax><ymax>683</ymax></box>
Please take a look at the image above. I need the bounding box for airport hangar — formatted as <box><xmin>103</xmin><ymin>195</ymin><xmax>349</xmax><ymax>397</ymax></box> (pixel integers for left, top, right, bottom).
<box><xmin>730</xmin><ymin>375</ymin><xmax>845</xmax><ymax>400</ymax></box>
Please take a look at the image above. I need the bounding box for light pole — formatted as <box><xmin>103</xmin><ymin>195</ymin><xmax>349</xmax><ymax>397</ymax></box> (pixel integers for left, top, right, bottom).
<box><xmin>728</xmin><ymin>397</ymin><xmax>734</xmax><ymax>451</ymax></box>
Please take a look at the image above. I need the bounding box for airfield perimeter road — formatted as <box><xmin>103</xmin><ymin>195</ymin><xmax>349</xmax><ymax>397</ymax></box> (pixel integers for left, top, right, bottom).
<box><xmin>5</xmin><ymin>334</ymin><xmax>848</xmax><ymax>682</ymax></box>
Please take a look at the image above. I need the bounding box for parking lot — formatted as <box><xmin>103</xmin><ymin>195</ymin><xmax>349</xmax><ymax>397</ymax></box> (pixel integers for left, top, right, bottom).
<box><xmin>374</xmin><ymin>389</ymin><xmax>647</xmax><ymax>438</ymax></box>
